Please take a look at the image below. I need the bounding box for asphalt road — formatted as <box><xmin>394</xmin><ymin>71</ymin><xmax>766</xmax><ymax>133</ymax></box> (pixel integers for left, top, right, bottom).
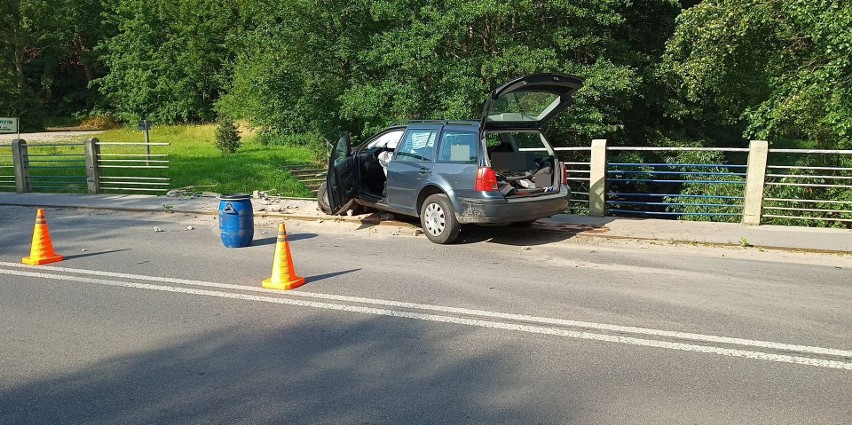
<box><xmin>1</xmin><ymin>206</ymin><xmax>850</xmax><ymax>424</ymax></box>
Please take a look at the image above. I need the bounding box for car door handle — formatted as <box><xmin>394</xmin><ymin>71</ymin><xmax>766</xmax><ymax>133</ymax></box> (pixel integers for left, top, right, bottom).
<box><xmin>418</xmin><ymin>168</ymin><xmax>429</xmax><ymax>175</ymax></box>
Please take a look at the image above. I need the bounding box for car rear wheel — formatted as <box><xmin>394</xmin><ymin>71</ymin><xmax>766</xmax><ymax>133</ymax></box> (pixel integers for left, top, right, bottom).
<box><xmin>420</xmin><ymin>194</ymin><xmax>460</xmax><ymax>244</ymax></box>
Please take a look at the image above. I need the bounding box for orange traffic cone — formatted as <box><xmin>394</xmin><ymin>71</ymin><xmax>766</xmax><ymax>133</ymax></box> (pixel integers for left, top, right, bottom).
<box><xmin>22</xmin><ymin>208</ymin><xmax>64</xmax><ymax>266</ymax></box>
<box><xmin>262</xmin><ymin>223</ymin><xmax>306</xmax><ymax>290</ymax></box>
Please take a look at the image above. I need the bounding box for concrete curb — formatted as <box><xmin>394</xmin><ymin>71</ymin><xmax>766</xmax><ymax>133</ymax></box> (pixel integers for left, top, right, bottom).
<box><xmin>2</xmin><ymin>201</ymin><xmax>848</xmax><ymax>255</ymax></box>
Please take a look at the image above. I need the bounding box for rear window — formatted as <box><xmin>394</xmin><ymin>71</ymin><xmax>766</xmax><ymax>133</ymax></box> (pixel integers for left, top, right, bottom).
<box><xmin>486</xmin><ymin>91</ymin><xmax>562</xmax><ymax>122</ymax></box>
<box><xmin>437</xmin><ymin>131</ymin><xmax>478</xmax><ymax>163</ymax></box>
<box><xmin>485</xmin><ymin>131</ymin><xmax>551</xmax><ymax>158</ymax></box>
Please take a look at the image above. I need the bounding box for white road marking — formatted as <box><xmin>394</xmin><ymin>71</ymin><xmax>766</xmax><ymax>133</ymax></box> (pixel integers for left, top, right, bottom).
<box><xmin>1</xmin><ymin>261</ymin><xmax>850</xmax><ymax>359</ymax></box>
<box><xmin>1</xmin><ymin>267</ymin><xmax>852</xmax><ymax>370</ymax></box>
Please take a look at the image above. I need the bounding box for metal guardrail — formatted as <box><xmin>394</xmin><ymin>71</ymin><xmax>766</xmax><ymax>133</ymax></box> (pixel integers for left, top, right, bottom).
<box><xmin>24</xmin><ymin>142</ymin><xmax>87</xmax><ymax>193</ymax></box>
<box><xmin>0</xmin><ymin>143</ymin><xmax>14</xmax><ymax>190</ymax></box>
<box><xmin>556</xmin><ymin>146</ymin><xmax>749</xmax><ymax>220</ymax></box>
<box><xmin>556</xmin><ymin>142</ymin><xmax>852</xmax><ymax>227</ymax></box>
<box><xmin>94</xmin><ymin>140</ymin><xmax>170</xmax><ymax>193</ymax></box>
<box><xmin>605</xmin><ymin>155</ymin><xmax>747</xmax><ymax>220</ymax></box>
<box><xmin>762</xmin><ymin>149</ymin><xmax>852</xmax><ymax>224</ymax></box>
<box><xmin>554</xmin><ymin>147</ymin><xmax>591</xmax><ymax>214</ymax></box>
<box><xmin>3</xmin><ymin>138</ymin><xmax>170</xmax><ymax>194</ymax></box>
<box><xmin>0</xmin><ymin>144</ymin><xmax>15</xmax><ymax>191</ymax></box>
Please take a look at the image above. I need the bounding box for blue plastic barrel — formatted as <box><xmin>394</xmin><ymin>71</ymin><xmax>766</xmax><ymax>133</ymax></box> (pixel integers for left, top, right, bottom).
<box><xmin>219</xmin><ymin>194</ymin><xmax>254</xmax><ymax>248</ymax></box>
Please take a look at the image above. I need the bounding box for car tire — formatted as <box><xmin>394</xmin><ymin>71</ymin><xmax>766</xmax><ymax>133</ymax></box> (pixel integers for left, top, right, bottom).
<box><xmin>317</xmin><ymin>182</ymin><xmax>358</xmax><ymax>215</ymax></box>
<box><xmin>316</xmin><ymin>183</ymin><xmax>332</xmax><ymax>214</ymax></box>
<box><xmin>420</xmin><ymin>194</ymin><xmax>461</xmax><ymax>244</ymax></box>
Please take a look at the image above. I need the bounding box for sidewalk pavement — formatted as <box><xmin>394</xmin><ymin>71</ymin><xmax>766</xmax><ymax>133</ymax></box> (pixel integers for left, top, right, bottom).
<box><xmin>1</xmin><ymin>193</ymin><xmax>849</xmax><ymax>253</ymax></box>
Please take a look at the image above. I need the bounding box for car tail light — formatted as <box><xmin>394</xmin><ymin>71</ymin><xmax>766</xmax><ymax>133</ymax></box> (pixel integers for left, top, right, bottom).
<box><xmin>560</xmin><ymin>162</ymin><xmax>568</xmax><ymax>186</ymax></box>
<box><xmin>475</xmin><ymin>167</ymin><xmax>498</xmax><ymax>192</ymax></box>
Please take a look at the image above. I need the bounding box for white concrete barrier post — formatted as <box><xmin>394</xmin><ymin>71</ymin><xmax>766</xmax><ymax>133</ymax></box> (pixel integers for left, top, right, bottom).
<box><xmin>589</xmin><ymin>139</ymin><xmax>608</xmax><ymax>217</ymax></box>
<box><xmin>84</xmin><ymin>138</ymin><xmax>101</xmax><ymax>194</ymax></box>
<box><xmin>742</xmin><ymin>140</ymin><xmax>769</xmax><ymax>226</ymax></box>
<box><xmin>11</xmin><ymin>139</ymin><xmax>30</xmax><ymax>193</ymax></box>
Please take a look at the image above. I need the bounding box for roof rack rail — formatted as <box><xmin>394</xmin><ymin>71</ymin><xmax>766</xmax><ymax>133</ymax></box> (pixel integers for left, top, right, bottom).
<box><xmin>390</xmin><ymin>119</ymin><xmax>478</xmax><ymax>127</ymax></box>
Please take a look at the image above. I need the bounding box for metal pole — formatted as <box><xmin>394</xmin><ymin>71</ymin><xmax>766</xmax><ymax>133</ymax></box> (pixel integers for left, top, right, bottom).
<box><xmin>144</xmin><ymin>120</ymin><xmax>151</xmax><ymax>166</ymax></box>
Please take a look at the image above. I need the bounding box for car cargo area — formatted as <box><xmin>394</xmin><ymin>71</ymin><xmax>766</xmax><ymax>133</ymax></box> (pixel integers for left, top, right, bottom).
<box><xmin>486</xmin><ymin>131</ymin><xmax>559</xmax><ymax>198</ymax></box>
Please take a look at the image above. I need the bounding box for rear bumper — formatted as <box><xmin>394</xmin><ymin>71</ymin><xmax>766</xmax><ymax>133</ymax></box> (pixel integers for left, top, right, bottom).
<box><xmin>454</xmin><ymin>188</ymin><xmax>570</xmax><ymax>224</ymax></box>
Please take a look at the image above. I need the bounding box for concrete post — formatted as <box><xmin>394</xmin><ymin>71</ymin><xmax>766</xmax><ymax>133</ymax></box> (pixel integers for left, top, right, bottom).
<box><xmin>84</xmin><ymin>138</ymin><xmax>101</xmax><ymax>194</ymax></box>
<box><xmin>588</xmin><ymin>139</ymin><xmax>607</xmax><ymax>217</ymax></box>
<box><xmin>742</xmin><ymin>140</ymin><xmax>769</xmax><ymax>226</ymax></box>
<box><xmin>11</xmin><ymin>139</ymin><xmax>30</xmax><ymax>193</ymax></box>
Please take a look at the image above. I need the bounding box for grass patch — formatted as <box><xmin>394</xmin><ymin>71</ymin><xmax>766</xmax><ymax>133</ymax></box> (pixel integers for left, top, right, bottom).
<box><xmin>93</xmin><ymin>124</ymin><xmax>320</xmax><ymax>196</ymax></box>
<box><xmin>1</xmin><ymin>124</ymin><xmax>322</xmax><ymax>197</ymax></box>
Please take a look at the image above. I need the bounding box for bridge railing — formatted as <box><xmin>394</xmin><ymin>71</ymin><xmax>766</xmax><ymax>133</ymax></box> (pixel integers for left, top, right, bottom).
<box><xmin>762</xmin><ymin>149</ymin><xmax>852</xmax><ymax>225</ymax></box>
<box><xmin>555</xmin><ymin>140</ymin><xmax>852</xmax><ymax>227</ymax></box>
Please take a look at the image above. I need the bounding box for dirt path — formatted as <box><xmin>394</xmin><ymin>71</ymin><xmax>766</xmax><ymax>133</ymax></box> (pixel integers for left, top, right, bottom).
<box><xmin>0</xmin><ymin>130</ymin><xmax>103</xmax><ymax>142</ymax></box>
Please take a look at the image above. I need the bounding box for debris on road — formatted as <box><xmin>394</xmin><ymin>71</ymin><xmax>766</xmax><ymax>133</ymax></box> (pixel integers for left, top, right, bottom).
<box><xmin>154</xmin><ymin>226</ymin><xmax>163</xmax><ymax>233</ymax></box>
<box><xmin>186</xmin><ymin>226</ymin><xmax>194</xmax><ymax>231</ymax></box>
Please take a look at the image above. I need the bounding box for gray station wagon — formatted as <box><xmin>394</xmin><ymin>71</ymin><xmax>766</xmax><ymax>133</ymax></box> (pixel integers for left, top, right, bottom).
<box><xmin>319</xmin><ymin>73</ymin><xmax>584</xmax><ymax>244</ymax></box>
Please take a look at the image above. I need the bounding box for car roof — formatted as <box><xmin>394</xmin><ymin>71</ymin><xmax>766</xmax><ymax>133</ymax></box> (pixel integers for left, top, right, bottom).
<box><xmin>391</xmin><ymin>120</ymin><xmax>478</xmax><ymax>127</ymax></box>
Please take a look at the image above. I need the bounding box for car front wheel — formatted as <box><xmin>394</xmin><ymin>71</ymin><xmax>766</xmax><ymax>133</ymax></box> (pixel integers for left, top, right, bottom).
<box><xmin>420</xmin><ymin>194</ymin><xmax>460</xmax><ymax>244</ymax></box>
<box><xmin>316</xmin><ymin>183</ymin><xmax>332</xmax><ymax>214</ymax></box>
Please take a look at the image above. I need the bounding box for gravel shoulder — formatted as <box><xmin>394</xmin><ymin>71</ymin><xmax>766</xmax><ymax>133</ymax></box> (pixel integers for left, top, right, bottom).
<box><xmin>0</xmin><ymin>130</ymin><xmax>103</xmax><ymax>142</ymax></box>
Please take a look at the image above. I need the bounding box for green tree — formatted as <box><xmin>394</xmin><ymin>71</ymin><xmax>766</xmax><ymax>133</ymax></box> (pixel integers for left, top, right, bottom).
<box><xmin>0</xmin><ymin>0</ymin><xmax>111</xmax><ymax>126</ymax></box>
<box><xmin>96</xmin><ymin>0</ymin><xmax>240</xmax><ymax>123</ymax></box>
<box><xmin>0</xmin><ymin>0</ymin><xmax>58</xmax><ymax>125</ymax></box>
<box><xmin>222</xmin><ymin>0</ymin><xmax>683</xmax><ymax>147</ymax></box>
<box><xmin>662</xmin><ymin>0</ymin><xmax>852</xmax><ymax>149</ymax></box>
<box><xmin>215</xmin><ymin>116</ymin><xmax>241</xmax><ymax>154</ymax></box>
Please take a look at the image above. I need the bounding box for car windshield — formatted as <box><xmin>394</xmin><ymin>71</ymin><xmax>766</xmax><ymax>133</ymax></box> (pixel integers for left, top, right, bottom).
<box><xmin>486</xmin><ymin>90</ymin><xmax>561</xmax><ymax>122</ymax></box>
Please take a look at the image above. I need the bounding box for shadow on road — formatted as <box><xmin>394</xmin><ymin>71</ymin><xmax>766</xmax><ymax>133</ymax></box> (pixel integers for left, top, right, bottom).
<box><xmin>456</xmin><ymin>218</ymin><xmax>614</xmax><ymax>247</ymax></box>
<box><xmin>306</xmin><ymin>268</ymin><xmax>360</xmax><ymax>284</ymax></box>
<box><xmin>0</xmin><ymin>318</ymin><xmax>562</xmax><ymax>423</ymax></box>
<box><xmin>251</xmin><ymin>233</ymin><xmax>318</xmax><ymax>246</ymax></box>
<box><xmin>63</xmin><ymin>248</ymin><xmax>132</xmax><ymax>260</ymax></box>
<box><xmin>351</xmin><ymin>212</ymin><xmax>614</xmax><ymax>247</ymax></box>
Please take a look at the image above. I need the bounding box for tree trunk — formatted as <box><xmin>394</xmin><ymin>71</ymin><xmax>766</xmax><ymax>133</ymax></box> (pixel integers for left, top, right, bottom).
<box><xmin>73</xmin><ymin>37</ymin><xmax>95</xmax><ymax>82</ymax></box>
<box><xmin>82</xmin><ymin>61</ymin><xmax>95</xmax><ymax>82</ymax></box>
<box><xmin>14</xmin><ymin>48</ymin><xmax>25</xmax><ymax>90</ymax></box>
<box><xmin>9</xmin><ymin>0</ymin><xmax>25</xmax><ymax>90</ymax></box>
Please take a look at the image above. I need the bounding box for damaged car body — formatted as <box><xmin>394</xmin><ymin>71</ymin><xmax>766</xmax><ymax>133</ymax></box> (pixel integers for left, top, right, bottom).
<box><xmin>321</xmin><ymin>73</ymin><xmax>584</xmax><ymax>244</ymax></box>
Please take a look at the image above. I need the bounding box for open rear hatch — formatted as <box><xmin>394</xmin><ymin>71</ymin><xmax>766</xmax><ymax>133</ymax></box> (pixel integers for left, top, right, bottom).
<box><xmin>481</xmin><ymin>74</ymin><xmax>583</xmax><ymax>130</ymax></box>
<box><xmin>480</xmin><ymin>74</ymin><xmax>582</xmax><ymax>198</ymax></box>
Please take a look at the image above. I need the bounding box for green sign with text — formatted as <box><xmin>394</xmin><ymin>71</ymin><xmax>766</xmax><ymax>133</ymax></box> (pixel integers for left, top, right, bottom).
<box><xmin>0</xmin><ymin>117</ymin><xmax>18</xmax><ymax>133</ymax></box>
